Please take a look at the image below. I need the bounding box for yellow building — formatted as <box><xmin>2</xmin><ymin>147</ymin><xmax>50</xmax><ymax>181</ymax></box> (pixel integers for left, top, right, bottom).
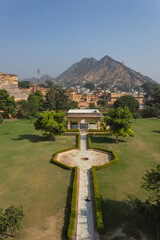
<box><xmin>106</xmin><ymin>92</ymin><xmax>144</xmax><ymax>106</ymax></box>
<box><xmin>0</xmin><ymin>72</ymin><xmax>18</xmax><ymax>85</ymax></box>
<box><xmin>67</xmin><ymin>88</ymin><xmax>98</xmax><ymax>108</ymax></box>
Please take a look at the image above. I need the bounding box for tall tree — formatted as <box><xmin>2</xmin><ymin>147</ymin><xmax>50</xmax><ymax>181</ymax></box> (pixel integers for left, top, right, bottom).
<box><xmin>142</xmin><ymin>82</ymin><xmax>160</xmax><ymax>101</ymax></box>
<box><xmin>144</xmin><ymin>89</ymin><xmax>160</xmax><ymax>117</ymax></box>
<box><xmin>45</xmin><ymin>86</ymin><xmax>69</xmax><ymax>111</ymax></box>
<box><xmin>0</xmin><ymin>89</ymin><xmax>16</xmax><ymax>117</ymax></box>
<box><xmin>34</xmin><ymin>90</ymin><xmax>44</xmax><ymax>108</ymax></box>
<box><xmin>104</xmin><ymin>107</ymin><xmax>134</xmax><ymax>142</ymax></box>
<box><xmin>18</xmin><ymin>81</ymin><xmax>30</xmax><ymax>88</ymax></box>
<box><xmin>27</xmin><ymin>93</ymin><xmax>39</xmax><ymax>116</ymax></box>
<box><xmin>113</xmin><ymin>95</ymin><xmax>139</xmax><ymax>113</ymax></box>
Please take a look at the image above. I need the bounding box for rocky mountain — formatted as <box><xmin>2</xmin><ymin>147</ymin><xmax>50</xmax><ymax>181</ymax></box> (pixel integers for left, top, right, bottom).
<box><xmin>54</xmin><ymin>55</ymin><xmax>155</xmax><ymax>91</ymax></box>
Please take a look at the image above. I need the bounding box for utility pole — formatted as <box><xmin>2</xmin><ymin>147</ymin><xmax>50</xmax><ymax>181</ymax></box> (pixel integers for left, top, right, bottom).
<box><xmin>37</xmin><ymin>68</ymin><xmax>40</xmax><ymax>86</ymax></box>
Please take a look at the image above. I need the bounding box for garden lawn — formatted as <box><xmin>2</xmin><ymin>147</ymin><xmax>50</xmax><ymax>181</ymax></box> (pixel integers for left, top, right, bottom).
<box><xmin>90</xmin><ymin>118</ymin><xmax>160</xmax><ymax>240</ymax></box>
<box><xmin>0</xmin><ymin>119</ymin><xmax>75</xmax><ymax>240</ymax></box>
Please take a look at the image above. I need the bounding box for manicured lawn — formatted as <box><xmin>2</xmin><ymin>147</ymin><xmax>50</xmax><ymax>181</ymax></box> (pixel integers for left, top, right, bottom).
<box><xmin>0</xmin><ymin>119</ymin><xmax>75</xmax><ymax>240</ymax></box>
<box><xmin>90</xmin><ymin>119</ymin><xmax>160</xmax><ymax>239</ymax></box>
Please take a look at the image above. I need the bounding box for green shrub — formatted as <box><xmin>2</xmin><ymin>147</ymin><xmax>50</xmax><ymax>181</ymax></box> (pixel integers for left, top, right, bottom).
<box><xmin>67</xmin><ymin>167</ymin><xmax>78</xmax><ymax>240</ymax></box>
<box><xmin>66</xmin><ymin>129</ymin><xmax>79</xmax><ymax>132</ymax></box>
<box><xmin>76</xmin><ymin>133</ymin><xmax>80</xmax><ymax>147</ymax></box>
<box><xmin>100</xmin><ymin>122</ymin><xmax>107</xmax><ymax>131</ymax></box>
<box><xmin>0</xmin><ymin>115</ymin><xmax>3</xmax><ymax>124</ymax></box>
<box><xmin>52</xmin><ymin>133</ymin><xmax>80</xmax><ymax>170</ymax></box>
<box><xmin>52</xmin><ymin>147</ymin><xmax>75</xmax><ymax>170</ymax></box>
<box><xmin>92</xmin><ymin>168</ymin><xmax>104</xmax><ymax>233</ymax></box>
<box><xmin>88</xmin><ymin>134</ymin><xmax>118</xmax><ymax>169</ymax></box>
<box><xmin>88</xmin><ymin>129</ymin><xmax>106</xmax><ymax>132</ymax></box>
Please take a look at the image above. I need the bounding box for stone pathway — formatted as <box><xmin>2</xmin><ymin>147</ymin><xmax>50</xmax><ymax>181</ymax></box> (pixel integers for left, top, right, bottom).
<box><xmin>56</xmin><ymin>132</ymin><xmax>111</xmax><ymax>239</ymax></box>
<box><xmin>76</xmin><ymin>132</ymin><xmax>95</xmax><ymax>240</ymax></box>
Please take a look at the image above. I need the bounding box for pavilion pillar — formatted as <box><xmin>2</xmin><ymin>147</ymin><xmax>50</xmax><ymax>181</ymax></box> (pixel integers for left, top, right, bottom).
<box><xmin>97</xmin><ymin>120</ymin><xmax>100</xmax><ymax>130</ymax></box>
<box><xmin>68</xmin><ymin>119</ymin><xmax>71</xmax><ymax>129</ymax></box>
<box><xmin>77</xmin><ymin>119</ymin><xmax>81</xmax><ymax>129</ymax></box>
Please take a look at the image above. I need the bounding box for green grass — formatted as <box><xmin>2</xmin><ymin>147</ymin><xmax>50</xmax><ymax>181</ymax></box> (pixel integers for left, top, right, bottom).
<box><xmin>90</xmin><ymin>119</ymin><xmax>160</xmax><ymax>239</ymax></box>
<box><xmin>0</xmin><ymin>119</ymin><xmax>75</xmax><ymax>239</ymax></box>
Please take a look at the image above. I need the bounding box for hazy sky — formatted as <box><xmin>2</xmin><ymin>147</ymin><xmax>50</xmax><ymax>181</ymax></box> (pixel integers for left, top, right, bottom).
<box><xmin>0</xmin><ymin>0</ymin><xmax>160</xmax><ymax>82</ymax></box>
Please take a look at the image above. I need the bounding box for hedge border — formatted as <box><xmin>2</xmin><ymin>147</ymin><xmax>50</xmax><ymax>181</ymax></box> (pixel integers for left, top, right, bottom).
<box><xmin>67</xmin><ymin>167</ymin><xmax>78</xmax><ymax>240</ymax></box>
<box><xmin>92</xmin><ymin>168</ymin><xmax>104</xmax><ymax>233</ymax></box>
<box><xmin>51</xmin><ymin>133</ymin><xmax>80</xmax><ymax>240</ymax></box>
<box><xmin>88</xmin><ymin>129</ymin><xmax>107</xmax><ymax>132</ymax></box>
<box><xmin>88</xmin><ymin>133</ymin><xmax>118</xmax><ymax>233</ymax></box>
<box><xmin>66</xmin><ymin>129</ymin><xmax>79</xmax><ymax>132</ymax></box>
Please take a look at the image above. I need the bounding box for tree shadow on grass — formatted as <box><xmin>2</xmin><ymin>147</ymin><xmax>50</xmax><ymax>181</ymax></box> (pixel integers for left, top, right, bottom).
<box><xmin>152</xmin><ymin>130</ymin><xmax>160</xmax><ymax>134</ymax></box>
<box><xmin>101</xmin><ymin>198</ymin><xmax>156</xmax><ymax>240</ymax></box>
<box><xmin>12</xmin><ymin>134</ymin><xmax>52</xmax><ymax>142</ymax></box>
<box><xmin>91</xmin><ymin>136</ymin><xmax>125</xmax><ymax>144</ymax></box>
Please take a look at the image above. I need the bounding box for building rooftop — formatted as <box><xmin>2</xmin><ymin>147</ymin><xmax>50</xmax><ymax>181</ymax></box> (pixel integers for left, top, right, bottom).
<box><xmin>68</xmin><ymin>109</ymin><xmax>100</xmax><ymax>114</ymax></box>
<box><xmin>0</xmin><ymin>84</ymin><xmax>28</xmax><ymax>101</ymax></box>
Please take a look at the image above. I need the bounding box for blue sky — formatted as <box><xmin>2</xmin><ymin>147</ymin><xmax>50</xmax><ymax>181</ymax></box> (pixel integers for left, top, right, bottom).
<box><xmin>0</xmin><ymin>0</ymin><xmax>160</xmax><ymax>82</ymax></box>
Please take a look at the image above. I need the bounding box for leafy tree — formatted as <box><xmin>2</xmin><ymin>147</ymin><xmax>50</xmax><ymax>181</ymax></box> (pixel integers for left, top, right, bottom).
<box><xmin>113</xmin><ymin>95</ymin><xmax>139</xmax><ymax>113</ymax></box>
<box><xmin>144</xmin><ymin>105</ymin><xmax>160</xmax><ymax>118</ymax></box>
<box><xmin>104</xmin><ymin>107</ymin><xmax>134</xmax><ymax>142</ymax></box>
<box><xmin>45</xmin><ymin>86</ymin><xmax>69</xmax><ymax>111</ymax></box>
<box><xmin>0</xmin><ymin>205</ymin><xmax>24</xmax><ymax>237</ymax></box>
<box><xmin>84</xmin><ymin>82</ymin><xmax>95</xmax><ymax>91</ymax></box>
<box><xmin>129</xmin><ymin>165</ymin><xmax>160</xmax><ymax>239</ymax></box>
<box><xmin>142</xmin><ymin>82</ymin><xmax>160</xmax><ymax>101</ymax></box>
<box><xmin>142</xmin><ymin>165</ymin><xmax>160</xmax><ymax>202</ymax></box>
<box><xmin>45</xmin><ymin>80</ymin><xmax>54</xmax><ymax>88</ymax></box>
<box><xmin>97</xmin><ymin>99</ymin><xmax>107</xmax><ymax>107</ymax></box>
<box><xmin>27</xmin><ymin>93</ymin><xmax>39</xmax><ymax>116</ymax></box>
<box><xmin>0</xmin><ymin>89</ymin><xmax>17</xmax><ymax>117</ymax></box>
<box><xmin>17</xmin><ymin>91</ymin><xmax>44</xmax><ymax>118</ymax></box>
<box><xmin>34</xmin><ymin>111</ymin><xmax>67</xmax><ymax>140</ymax></box>
<box><xmin>69</xmin><ymin>100</ymin><xmax>79</xmax><ymax>109</ymax></box>
<box><xmin>18</xmin><ymin>81</ymin><xmax>30</xmax><ymax>88</ymax></box>
<box><xmin>144</xmin><ymin>89</ymin><xmax>160</xmax><ymax>117</ymax></box>
<box><xmin>132</xmin><ymin>112</ymin><xmax>141</xmax><ymax>122</ymax></box>
<box><xmin>89</xmin><ymin>103</ymin><xmax>95</xmax><ymax>108</ymax></box>
<box><xmin>16</xmin><ymin>100</ymin><xmax>29</xmax><ymax>118</ymax></box>
<box><xmin>34</xmin><ymin>90</ymin><xmax>44</xmax><ymax>108</ymax></box>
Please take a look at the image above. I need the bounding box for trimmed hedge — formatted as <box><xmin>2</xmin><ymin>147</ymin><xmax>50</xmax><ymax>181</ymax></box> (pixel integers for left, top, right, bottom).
<box><xmin>92</xmin><ymin>167</ymin><xmax>104</xmax><ymax>233</ymax></box>
<box><xmin>76</xmin><ymin>133</ymin><xmax>80</xmax><ymax>147</ymax></box>
<box><xmin>67</xmin><ymin>167</ymin><xmax>78</xmax><ymax>240</ymax></box>
<box><xmin>66</xmin><ymin>129</ymin><xmax>79</xmax><ymax>132</ymax></box>
<box><xmin>88</xmin><ymin>129</ymin><xmax>107</xmax><ymax>132</ymax></box>
<box><xmin>88</xmin><ymin>134</ymin><xmax>118</xmax><ymax>169</ymax></box>
<box><xmin>52</xmin><ymin>147</ymin><xmax>76</xmax><ymax>170</ymax></box>
<box><xmin>91</xmin><ymin>147</ymin><xmax>118</xmax><ymax>170</ymax></box>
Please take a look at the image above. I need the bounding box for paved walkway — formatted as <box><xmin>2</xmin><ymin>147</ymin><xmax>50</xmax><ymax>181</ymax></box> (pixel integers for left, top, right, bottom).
<box><xmin>76</xmin><ymin>132</ymin><xmax>95</xmax><ymax>240</ymax></box>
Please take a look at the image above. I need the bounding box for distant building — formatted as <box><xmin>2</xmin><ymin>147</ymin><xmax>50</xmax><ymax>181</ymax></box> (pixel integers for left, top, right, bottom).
<box><xmin>0</xmin><ymin>72</ymin><xmax>28</xmax><ymax>101</ymax></box>
<box><xmin>21</xmin><ymin>83</ymin><xmax>49</xmax><ymax>98</ymax></box>
<box><xmin>67</xmin><ymin>88</ymin><xmax>98</xmax><ymax>108</ymax></box>
<box><xmin>106</xmin><ymin>92</ymin><xmax>144</xmax><ymax>106</ymax></box>
<box><xmin>0</xmin><ymin>72</ymin><xmax>18</xmax><ymax>85</ymax></box>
